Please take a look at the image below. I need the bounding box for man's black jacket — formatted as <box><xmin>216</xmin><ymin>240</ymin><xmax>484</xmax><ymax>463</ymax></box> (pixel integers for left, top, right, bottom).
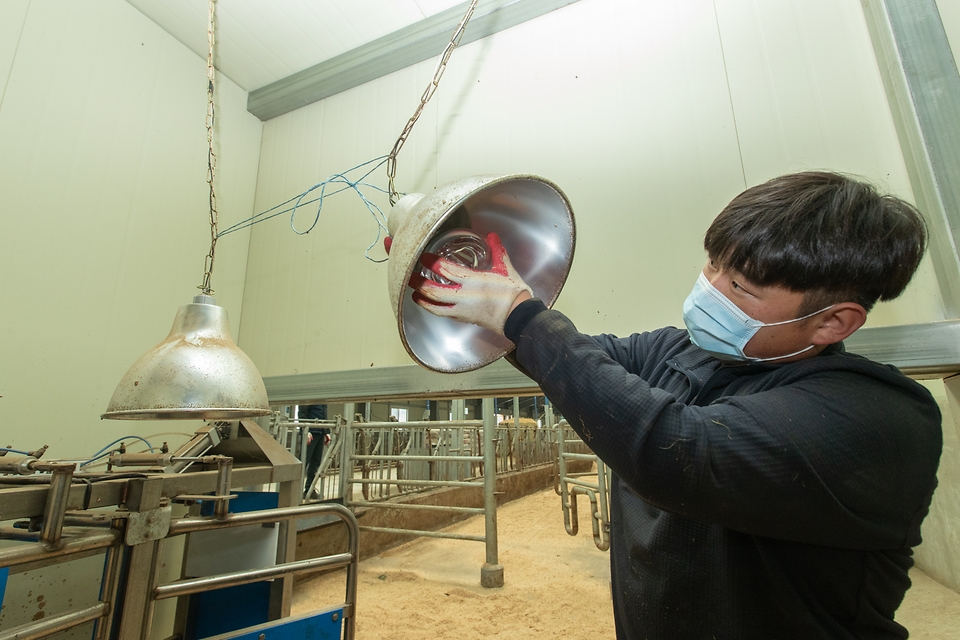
<box><xmin>506</xmin><ymin>300</ymin><xmax>942</xmax><ymax>639</ymax></box>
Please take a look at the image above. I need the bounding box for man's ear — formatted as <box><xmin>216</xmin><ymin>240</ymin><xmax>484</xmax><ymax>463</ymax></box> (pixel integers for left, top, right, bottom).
<box><xmin>811</xmin><ymin>302</ymin><xmax>867</xmax><ymax>345</ymax></box>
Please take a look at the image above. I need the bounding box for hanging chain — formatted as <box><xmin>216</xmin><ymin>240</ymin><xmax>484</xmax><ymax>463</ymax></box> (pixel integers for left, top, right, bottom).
<box><xmin>386</xmin><ymin>0</ymin><xmax>479</xmax><ymax>205</ymax></box>
<box><xmin>198</xmin><ymin>0</ymin><xmax>219</xmax><ymax>296</ymax></box>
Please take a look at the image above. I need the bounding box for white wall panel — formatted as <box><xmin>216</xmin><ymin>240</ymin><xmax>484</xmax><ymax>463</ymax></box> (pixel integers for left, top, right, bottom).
<box><xmin>240</xmin><ymin>60</ymin><xmax>440</xmax><ymax>375</ymax></box>
<box><xmin>0</xmin><ymin>1</ymin><xmax>30</xmax><ymax>102</ymax></box>
<box><xmin>937</xmin><ymin>0</ymin><xmax>960</xmax><ymax>61</ymax></box>
<box><xmin>429</xmin><ymin>0</ymin><xmax>745</xmax><ymax>336</ymax></box>
<box><xmin>715</xmin><ymin>0</ymin><xmax>943</xmax><ymax>326</ymax></box>
<box><xmin>241</xmin><ymin>0</ymin><xmax>940</xmax><ymax>378</ymax></box>
<box><xmin>917</xmin><ymin>378</ymin><xmax>960</xmax><ymax>593</ymax></box>
<box><xmin>240</xmin><ymin>0</ymin><xmax>747</xmax><ymax>375</ymax></box>
<box><xmin>0</xmin><ymin>1</ymin><xmax>262</xmax><ymax>463</ymax></box>
<box><xmin>126</xmin><ymin>0</ymin><xmax>465</xmax><ymax>91</ymax></box>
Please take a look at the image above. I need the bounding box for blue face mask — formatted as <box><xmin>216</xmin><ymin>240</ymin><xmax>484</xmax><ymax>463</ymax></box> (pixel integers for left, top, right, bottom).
<box><xmin>682</xmin><ymin>272</ymin><xmax>833</xmax><ymax>362</ymax></box>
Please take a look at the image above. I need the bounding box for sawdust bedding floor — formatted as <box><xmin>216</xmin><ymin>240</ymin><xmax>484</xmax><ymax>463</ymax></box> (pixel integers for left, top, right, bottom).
<box><xmin>292</xmin><ymin>486</ymin><xmax>960</xmax><ymax>639</ymax></box>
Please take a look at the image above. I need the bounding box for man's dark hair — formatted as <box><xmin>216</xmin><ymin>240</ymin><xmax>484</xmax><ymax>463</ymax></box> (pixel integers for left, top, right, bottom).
<box><xmin>703</xmin><ymin>171</ymin><xmax>927</xmax><ymax>313</ymax></box>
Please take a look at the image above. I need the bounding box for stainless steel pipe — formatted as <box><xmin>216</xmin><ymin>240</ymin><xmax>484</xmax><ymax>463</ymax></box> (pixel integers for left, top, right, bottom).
<box><xmin>351</xmin><ymin>454</ymin><xmax>482</xmax><ymax>462</ymax></box>
<box><xmin>349</xmin><ymin>478</ymin><xmax>481</xmax><ymax>488</ymax></box>
<box><xmin>166</xmin><ymin>501</ymin><xmax>359</xmax><ymax>639</ymax></box>
<box><xmin>350</xmin><ymin>500</ymin><xmax>484</xmax><ymax>514</ymax></box>
<box><xmin>0</xmin><ymin>602</ymin><xmax>108</xmax><ymax>640</ymax></box>
<box><xmin>0</xmin><ymin>529</ymin><xmax>120</xmax><ymax>570</ymax></box>
<box><xmin>153</xmin><ymin>553</ymin><xmax>354</xmax><ymax>600</ymax></box>
<box><xmin>358</xmin><ymin>525</ymin><xmax>485</xmax><ymax>543</ymax></box>
<box><xmin>481</xmin><ymin>397</ymin><xmax>503</xmax><ymax>588</ymax></box>
<box><xmin>355</xmin><ymin>420</ymin><xmax>482</xmax><ymax>428</ymax></box>
<box><xmin>168</xmin><ymin>502</ymin><xmax>358</xmax><ymax>536</ymax></box>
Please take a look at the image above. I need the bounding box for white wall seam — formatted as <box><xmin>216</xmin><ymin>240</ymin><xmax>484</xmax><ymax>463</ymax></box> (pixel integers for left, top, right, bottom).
<box><xmin>0</xmin><ymin>0</ymin><xmax>30</xmax><ymax>116</ymax></box>
<box><xmin>712</xmin><ymin>0</ymin><xmax>748</xmax><ymax>191</ymax></box>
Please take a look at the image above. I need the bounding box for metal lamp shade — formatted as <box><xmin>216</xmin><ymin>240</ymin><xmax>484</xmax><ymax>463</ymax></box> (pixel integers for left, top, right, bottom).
<box><xmin>387</xmin><ymin>175</ymin><xmax>575</xmax><ymax>373</ymax></box>
<box><xmin>102</xmin><ymin>296</ymin><xmax>271</xmax><ymax>420</ymax></box>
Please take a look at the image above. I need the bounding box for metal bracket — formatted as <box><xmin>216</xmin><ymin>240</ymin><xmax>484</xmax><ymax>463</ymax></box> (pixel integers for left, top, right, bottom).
<box><xmin>124</xmin><ymin>506</ymin><xmax>172</xmax><ymax>546</ymax></box>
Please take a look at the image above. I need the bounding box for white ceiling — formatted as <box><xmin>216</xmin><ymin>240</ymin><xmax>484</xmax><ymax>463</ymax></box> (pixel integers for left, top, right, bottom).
<box><xmin>126</xmin><ymin>0</ymin><xmax>467</xmax><ymax>92</ymax></box>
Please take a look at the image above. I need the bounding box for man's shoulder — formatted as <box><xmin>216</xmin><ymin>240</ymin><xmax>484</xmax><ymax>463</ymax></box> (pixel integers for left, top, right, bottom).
<box><xmin>799</xmin><ymin>342</ymin><xmax>923</xmax><ymax>383</ymax></box>
<box><xmin>779</xmin><ymin>345</ymin><xmax>942</xmax><ymax>428</ymax></box>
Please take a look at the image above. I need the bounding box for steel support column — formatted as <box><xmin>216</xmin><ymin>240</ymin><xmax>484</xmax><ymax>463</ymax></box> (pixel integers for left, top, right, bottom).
<box><xmin>339</xmin><ymin>403</ymin><xmax>357</xmax><ymax>507</ymax></box>
<box><xmin>480</xmin><ymin>397</ymin><xmax>503</xmax><ymax>587</ymax></box>
<box><xmin>862</xmin><ymin>0</ymin><xmax>960</xmax><ymax>315</ymax></box>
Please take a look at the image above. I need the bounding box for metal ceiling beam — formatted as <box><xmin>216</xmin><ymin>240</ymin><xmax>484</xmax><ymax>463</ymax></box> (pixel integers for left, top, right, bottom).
<box><xmin>263</xmin><ymin>357</ymin><xmax>540</xmax><ymax>405</ymax></box>
<box><xmin>247</xmin><ymin>0</ymin><xmax>582</xmax><ymax>121</ymax></box>
<box><xmin>262</xmin><ymin>320</ymin><xmax>960</xmax><ymax>405</ymax></box>
<box><xmin>862</xmin><ymin>0</ymin><xmax>960</xmax><ymax>316</ymax></box>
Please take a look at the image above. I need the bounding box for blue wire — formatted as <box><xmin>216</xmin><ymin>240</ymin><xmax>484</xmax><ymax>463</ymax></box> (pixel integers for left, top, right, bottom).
<box><xmin>216</xmin><ymin>156</ymin><xmax>394</xmax><ymax>264</ymax></box>
<box><xmin>88</xmin><ymin>436</ymin><xmax>154</xmax><ymax>459</ymax></box>
<box><xmin>2</xmin><ymin>440</ymin><xmax>156</xmax><ymax>466</ymax></box>
<box><xmin>220</xmin><ymin>156</ymin><xmax>388</xmax><ymax>233</ymax></box>
<box><xmin>80</xmin><ymin>451</ymin><xmax>117</xmax><ymax>467</ymax></box>
<box><xmin>2</xmin><ymin>441</ymin><xmax>160</xmax><ymax>467</ymax></box>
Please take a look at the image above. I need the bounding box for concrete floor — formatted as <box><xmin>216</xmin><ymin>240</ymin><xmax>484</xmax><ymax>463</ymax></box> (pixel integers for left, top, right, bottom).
<box><xmin>898</xmin><ymin>568</ymin><xmax>960</xmax><ymax>638</ymax></box>
<box><xmin>294</xmin><ymin>485</ymin><xmax>960</xmax><ymax>638</ymax></box>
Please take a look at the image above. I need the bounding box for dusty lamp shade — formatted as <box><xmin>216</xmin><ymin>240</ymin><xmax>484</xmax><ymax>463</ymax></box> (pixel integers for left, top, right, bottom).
<box><xmin>387</xmin><ymin>175</ymin><xmax>576</xmax><ymax>373</ymax></box>
<box><xmin>102</xmin><ymin>295</ymin><xmax>271</xmax><ymax>420</ymax></box>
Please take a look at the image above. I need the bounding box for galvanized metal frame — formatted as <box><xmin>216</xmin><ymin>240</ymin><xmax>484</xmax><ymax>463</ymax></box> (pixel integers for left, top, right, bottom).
<box><xmin>270</xmin><ymin>417</ymin><xmax>339</xmax><ymax>500</ymax></box>
<box><xmin>862</xmin><ymin>0</ymin><xmax>960</xmax><ymax>316</ymax></box>
<box><xmin>263</xmin><ymin>321</ymin><xmax>960</xmax><ymax>406</ymax></box>
<box><xmin>247</xmin><ymin>0</ymin><xmax>584</xmax><ymax>120</ymax></box>
<box><xmin>161</xmin><ymin>502</ymin><xmax>359</xmax><ymax>640</ymax></box>
<box><xmin>0</xmin><ymin>603</ymin><xmax>109</xmax><ymax>640</ymax></box>
<box><xmin>0</xmin><ymin>422</ymin><xmax>357</xmax><ymax>640</ymax></box>
<box><xmin>336</xmin><ymin>401</ymin><xmax>505</xmax><ymax>587</ymax></box>
<box><xmin>480</xmin><ymin>398</ymin><xmax>502</xmax><ymax>587</ymax></box>
<box><xmin>0</xmin><ymin>502</ymin><xmax>359</xmax><ymax>640</ymax></box>
<box><xmin>264</xmin><ymin>357</ymin><xmax>538</xmax><ymax>405</ymax></box>
<box><xmin>555</xmin><ymin>419</ymin><xmax>609</xmax><ymax>551</ymax></box>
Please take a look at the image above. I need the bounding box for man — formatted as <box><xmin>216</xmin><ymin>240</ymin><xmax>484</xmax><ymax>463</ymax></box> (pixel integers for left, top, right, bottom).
<box><xmin>299</xmin><ymin>404</ymin><xmax>329</xmax><ymax>499</ymax></box>
<box><xmin>407</xmin><ymin>172</ymin><xmax>943</xmax><ymax>639</ymax></box>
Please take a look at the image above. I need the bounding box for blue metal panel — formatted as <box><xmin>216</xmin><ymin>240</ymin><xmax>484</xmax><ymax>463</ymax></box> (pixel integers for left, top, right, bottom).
<box><xmin>200</xmin><ymin>491</ymin><xmax>280</xmax><ymax>516</ymax></box>
<box><xmin>191</xmin><ymin>583</ymin><xmax>273</xmax><ymax>638</ymax></box>
<box><xmin>0</xmin><ymin>567</ymin><xmax>8</xmax><ymax>607</ymax></box>
<box><xmin>212</xmin><ymin>608</ymin><xmax>344</xmax><ymax>640</ymax></box>
<box><xmin>187</xmin><ymin>492</ymin><xmax>282</xmax><ymax>639</ymax></box>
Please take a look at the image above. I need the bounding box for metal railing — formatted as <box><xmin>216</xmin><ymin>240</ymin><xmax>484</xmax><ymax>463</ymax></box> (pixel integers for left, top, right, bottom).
<box><xmin>276</xmin><ymin>402</ymin><xmax>570</xmax><ymax>505</ymax></box>
<box><xmin>307</xmin><ymin>424</ymin><xmax>347</xmax><ymax>501</ymax></box>
<box><xmin>272</xmin><ymin>399</ymin><xmax>601</xmax><ymax>586</ymax></box>
<box><xmin>159</xmin><ymin>502</ymin><xmax>359</xmax><ymax>639</ymax></box>
<box><xmin>350</xmin><ymin>419</ymin><xmax>482</xmax><ymax>501</ymax></box>
<box><xmin>555</xmin><ymin>420</ymin><xmax>610</xmax><ymax>551</ymax></box>
<box><xmin>337</xmin><ymin>399</ymin><xmax>504</xmax><ymax>587</ymax></box>
<box><xmin>291</xmin><ymin>414</ymin><xmax>568</xmax><ymax>502</ymax></box>
<box><xmin>0</xmin><ymin>527</ymin><xmax>120</xmax><ymax>640</ymax></box>
<box><xmin>0</xmin><ymin>501</ymin><xmax>359</xmax><ymax>640</ymax></box>
<box><xmin>271</xmin><ymin>417</ymin><xmax>310</xmax><ymax>464</ymax></box>
<box><xmin>0</xmin><ymin>423</ymin><xmax>359</xmax><ymax>640</ymax></box>
<box><xmin>269</xmin><ymin>416</ymin><xmax>341</xmax><ymax>501</ymax></box>
<box><xmin>494</xmin><ymin>418</ymin><xmax>558</xmax><ymax>474</ymax></box>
